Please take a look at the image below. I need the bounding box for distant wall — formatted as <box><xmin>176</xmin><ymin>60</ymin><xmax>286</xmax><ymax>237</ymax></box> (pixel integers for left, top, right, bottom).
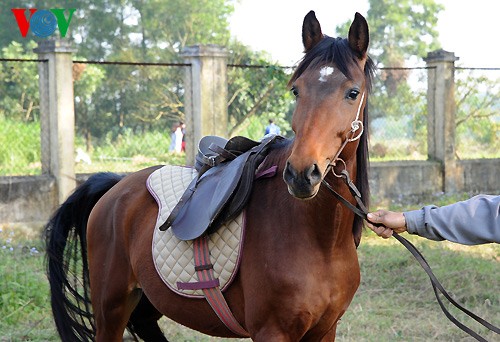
<box><xmin>369</xmin><ymin>161</ymin><xmax>443</xmax><ymax>199</ymax></box>
<box><xmin>369</xmin><ymin>159</ymin><xmax>500</xmax><ymax>199</ymax></box>
<box><xmin>459</xmin><ymin>159</ymin><xmax>500</xmax><ymax>194</ymax></box>
<box><xmin>0</xmin><ymin>175</ymin><xmax>57</xmax><ymax>223</ymax></box>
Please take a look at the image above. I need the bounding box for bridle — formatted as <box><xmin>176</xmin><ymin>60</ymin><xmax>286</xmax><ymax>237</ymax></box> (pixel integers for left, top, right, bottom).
<box><xmin>320</xmin><ymin>91</ymin><xmax>499</xmax><ymax>341</ymax></box>
<box><xmin>324</xmin><ymin>91</ymin><xmax>365</xmax><ymax>180</ymax></box>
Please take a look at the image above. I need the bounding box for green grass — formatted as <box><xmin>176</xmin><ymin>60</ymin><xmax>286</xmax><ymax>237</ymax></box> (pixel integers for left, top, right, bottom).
<box><xmin>0</xmin><ymin>119</ymin><xmax>41</xmax><ymax>176</ymax></box>
<box><xmin>0</xmin><ymin>117</ymin><xmax>186</xmax><ymax>176</ymax></box>
<box><xmin>0</xmin><ymin>225</ymin><xmax>55</xmax><ymax>341</ymax></box>
<box><xmin>339</xmin><ymin>233</ymin><xmax>499</xmax><ymax>341</ymax></box>
<box><xmin>1</xmin><ymin>194</ymin><xmax>498</xmax><ymax>341</ymax></box>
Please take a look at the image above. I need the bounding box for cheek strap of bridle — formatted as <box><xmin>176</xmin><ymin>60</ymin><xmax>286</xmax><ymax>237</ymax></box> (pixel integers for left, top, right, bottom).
<box><xmin>349</xmin><ymin>91</ymin><xmax>365</xmax><ymax>142</ymax></box>
<box><xmin>325</xmin><ymin>91</ymin><xmax>365</xmax><ymax>177</ymax></box>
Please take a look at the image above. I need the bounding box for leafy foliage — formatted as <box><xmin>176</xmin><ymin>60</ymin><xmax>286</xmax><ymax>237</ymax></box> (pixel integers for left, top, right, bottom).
<box><xmin>0</xmin><ymin>41</ymin><xmax>39</xmax><ymax>122</ymax></box>
<box><xmin>227</xmin><ymin>41</ymin><xmax>293</xmax><ymax>137</ymax></box>
<box><xmin>362</xmin><ymin>0</ymin><xmax>442</xmax><ymax>148</ymax></box>
<box><xmin>366</xmin><ymin>0</ymin><xmax>443</xmax><ymax>65</ymax></box>
<box><xmin>0</xmin><ymin>116</ymin><xmax>186</xmax><ymax>176</ymax></box>
<box><xmin>1</xmin><ymin>0</ymin><xmax>496</xmax><ymax>166</ymax></box>
<box><xmin>1</xmin><ymin>0</ymin><xmax>292</xmax><ymax>153</ymax></box>
<box><xmin>63</xmin><ymin>0</ymin><xmax>237</xmax><ymax>149</ymax></box>
<box><xmin>0</xmin><ymin>1</ymin><xmax>37</xmax><ymax>48</ymax></box>
<box><xmin>336</xmin><ymin>0</ymin><xmax>442</xmax><ymax>67</ymax></box>
<box><xmin>454</xmin><ymin>70</ymin><xmax>500</xmax><ymax>158</ymax></box>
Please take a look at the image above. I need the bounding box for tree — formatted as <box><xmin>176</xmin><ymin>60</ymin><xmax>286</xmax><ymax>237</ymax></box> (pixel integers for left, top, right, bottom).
<box><xmin>366</xmin><ymin>0</ymin><xmax>442</xmax><ymax>64</ymax></box>
<box><xmin>335</xmin><ymin>1</ymin><xmax>498</xmax><ymax>161</ymax></box>
<box><xmin>336</xmin><ymin>0</ymin><xmax>442</xmax><ymax>100</ymax></box>
<box><xmin>73</xmin><ymin>62</ymin><xmax>106</xmax><ymax>151</ymax></box>
<box><xmin>30</xmin><ymin>0</ymin><xmax>236</xmax><ymax>148</ymax></box>
<box><xmin>68</xmin><ymin>0</ymin><xmax>291</xmax><ymax>142</ymax></box>
<box><xmin>1</xmin><ymin>0</ymin><xmax>292</xmax><ymax>149</ymax></box>
<box><xmin>227</xmin><ymin>40</ymin><xmax>292</xmax><ymax>137</ymax></box>
<box><xmin>0</xmin><ymin>41</ymin><xmax>39</xmax><ymax>122</ymax></box>
<box><xmin>454</xmin><ymin>70</ymin><xmax>500</xmax><ymax>158</ymax></box>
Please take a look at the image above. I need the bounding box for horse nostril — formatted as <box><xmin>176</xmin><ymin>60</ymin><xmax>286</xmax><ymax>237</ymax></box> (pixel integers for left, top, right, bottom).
<box><xmin>284</xmin><ymin>161</ymin><xmax>296</xmax><ymax>182</ymax></box>
<box><xmin>306</xmin><ymin>163</ymin><xmax>322</xmax><ymax>185</ymax></box>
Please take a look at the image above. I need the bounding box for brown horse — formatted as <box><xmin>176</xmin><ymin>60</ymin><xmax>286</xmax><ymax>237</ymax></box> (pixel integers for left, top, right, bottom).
<box><xmin>45</xmin><ymin>11</ymin><xmax>375</xmax><ymax>341</ymax></box>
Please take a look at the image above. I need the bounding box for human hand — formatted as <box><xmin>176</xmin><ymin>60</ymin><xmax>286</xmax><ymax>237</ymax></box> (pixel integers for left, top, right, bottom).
<box><xmin>365</xmin><ymin>210</ymin><xmax>407</xmax><ymax>238</ymax></box>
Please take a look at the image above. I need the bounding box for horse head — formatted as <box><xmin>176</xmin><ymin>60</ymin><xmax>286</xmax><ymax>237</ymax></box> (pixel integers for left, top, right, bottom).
<box><xmin>284</xmin><ymin>11</ymin><xmax>372</xmax><ymax>199</ymax></box>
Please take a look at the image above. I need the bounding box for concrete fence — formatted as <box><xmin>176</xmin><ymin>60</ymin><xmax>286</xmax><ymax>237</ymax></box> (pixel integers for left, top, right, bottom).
<box><xmin>1</xmin><ymin>39</ymin><xmax>498</xmax><ymax>224</ymax></box>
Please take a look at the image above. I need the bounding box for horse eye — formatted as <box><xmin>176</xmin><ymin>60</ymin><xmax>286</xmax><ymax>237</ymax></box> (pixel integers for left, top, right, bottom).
<box><xmin>291</xmin><ymin>86</ymin><xmax>299</xmax><ymax>98</ymax></box>
<box><xmin>347</xmin><ymin>89</ymin><xmax>360</xmax><ymax>100</ymax></box>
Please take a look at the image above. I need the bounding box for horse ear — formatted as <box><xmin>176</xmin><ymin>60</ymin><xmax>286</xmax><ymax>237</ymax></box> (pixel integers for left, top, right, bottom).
<box><xmin>302</xmin><ymin>11</ymin><xmax>323</xmax><ymax>52</ymax></box>
<box><xmin>348</xmin><ymin>12</ymin><xmax>369</xmax><ymax>58</ymax></box>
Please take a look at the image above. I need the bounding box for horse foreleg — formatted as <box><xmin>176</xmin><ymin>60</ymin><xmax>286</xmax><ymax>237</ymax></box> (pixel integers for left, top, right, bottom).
<box><xmin>318</xmin><ymin>323</ymin><xmax>338</xmax><ymax>342</ymax></box>
<box><xmin>251</xmin><ymin>324</ymin><xmax>301</xmax><ymax>342</ymax></box>
<box><xmin>252</xmin><ymin>322</ymin><xmax>338</xmax><ymax>342</ymax></box>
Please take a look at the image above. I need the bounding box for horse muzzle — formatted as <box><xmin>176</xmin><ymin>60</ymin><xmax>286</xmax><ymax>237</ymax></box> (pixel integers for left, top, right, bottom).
<box><xmin>283</xmin><ymin>161</ymin><xmax>323</xmax><ymax>199</ymax></box>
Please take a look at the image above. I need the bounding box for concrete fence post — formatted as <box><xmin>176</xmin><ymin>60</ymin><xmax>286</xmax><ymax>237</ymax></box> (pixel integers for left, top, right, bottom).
<box><xmin>34</xmin><ymin>39</ymin><xmax>77</xmax><ymax>204</ymax></box>
<box><xmin>181</xmin><ymin>45</ymin><xmax>228</xmax><ymax>166</ymax></box>
<box><xmin>425</xmin><ymin>49</ymin><xmax>462</xmax><ymax>193</ymax></box>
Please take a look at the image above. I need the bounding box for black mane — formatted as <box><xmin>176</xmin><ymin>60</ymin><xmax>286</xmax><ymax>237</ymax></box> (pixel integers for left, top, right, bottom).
<box><xmin>289</xmin><ymin>35</ymin><xmax>376</xmax><ymax>246</ymax></box>
<box><xmin>289</xmin><ymin>36</ymin><xmax>375</xmax><ymax>89</ymax></box>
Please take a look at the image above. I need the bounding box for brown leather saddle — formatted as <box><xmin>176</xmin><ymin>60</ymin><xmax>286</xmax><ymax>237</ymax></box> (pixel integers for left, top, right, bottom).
<box><xmin>160</xmin><ymin>134</ymin><xmax>282</xmax><ymax>240</ymax></box>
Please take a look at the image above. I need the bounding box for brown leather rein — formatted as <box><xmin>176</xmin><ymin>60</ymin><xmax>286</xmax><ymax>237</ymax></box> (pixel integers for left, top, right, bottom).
<box><xmin>321</xmin><ymin>93</ymin><xmax>499</xmax><ymax>340</ymax></box>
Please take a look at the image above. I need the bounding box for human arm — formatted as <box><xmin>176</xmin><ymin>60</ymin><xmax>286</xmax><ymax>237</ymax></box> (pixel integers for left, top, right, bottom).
<box><xmin>366</xmin><ymin>195</ymin><xmax>500</xmax><ymax>245</ymax></box>
<box><xmin>404</xmin><ymin>195</ymin><xmax>499</xmax><ymax>244</ymax></box>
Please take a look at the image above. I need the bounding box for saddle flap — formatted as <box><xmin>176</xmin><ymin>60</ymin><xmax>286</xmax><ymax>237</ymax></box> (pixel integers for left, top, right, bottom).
<box><xmin>170</xmin><ymin>154</ymin><xmax>250</xmax><ymax>240</ymax></box>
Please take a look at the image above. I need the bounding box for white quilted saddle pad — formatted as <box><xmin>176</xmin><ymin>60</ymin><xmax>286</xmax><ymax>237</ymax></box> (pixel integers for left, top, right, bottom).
<box><xmin>147</xmin><ymin>165</ymin><xmax>245</xmax><ymax>298</ymax></box>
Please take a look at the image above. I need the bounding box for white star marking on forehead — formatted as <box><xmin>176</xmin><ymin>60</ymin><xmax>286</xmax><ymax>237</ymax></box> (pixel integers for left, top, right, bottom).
<box><xmin>318</xmin><ymin>66</ymin><xmax>334</xmax><ymax>82</ymax></box>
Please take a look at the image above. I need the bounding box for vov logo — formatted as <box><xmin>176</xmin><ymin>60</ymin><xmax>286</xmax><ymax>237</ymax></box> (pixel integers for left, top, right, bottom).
<box><xmin>11</xmin><ymin>8</ymin><xmax>76</xmax><ymax>38</ymax></box>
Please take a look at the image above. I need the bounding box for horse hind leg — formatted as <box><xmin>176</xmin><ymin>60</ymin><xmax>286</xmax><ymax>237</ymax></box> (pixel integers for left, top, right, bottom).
<box><xmin>127</xmin><ymin>294</ymin><xmax>168</xmax><ymax>342</ymax></box>
<box><xmin>89</xmin><ymin>231</ymin><xmax>146</xmax><ymax>341</ymax></box>
<box><xmin>91</xmin><ymin>283</ymin><xmax>141</xmax><ymax>342</ymax></box>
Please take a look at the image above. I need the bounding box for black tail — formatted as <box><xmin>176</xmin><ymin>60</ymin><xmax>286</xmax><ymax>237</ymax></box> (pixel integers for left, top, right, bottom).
<box><xmin>44</xmin><ymin>172</ymin><xmax>124</xmax><ymax>341</ymax></box>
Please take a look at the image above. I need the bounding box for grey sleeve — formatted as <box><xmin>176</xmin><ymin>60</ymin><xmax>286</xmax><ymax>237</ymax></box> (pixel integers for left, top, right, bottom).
<box><xmin>403</xmin><ymin>195</ymin><xmax>500</xmax><ymax>245</ymax></box>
